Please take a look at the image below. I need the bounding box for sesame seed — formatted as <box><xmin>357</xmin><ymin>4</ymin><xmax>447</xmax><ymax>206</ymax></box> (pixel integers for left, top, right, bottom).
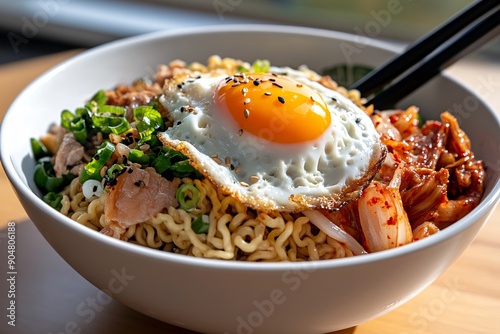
<box><xmin>271</xmin><ymin>73</ymin><xmax>278</xmax><ymax>77</ymax></box>
<box><xmin>122</xmin><ymin>155</ymin><xmax>128</xmax><ymax>164</ymax></box>
<box><xmin>310</xmin><ymin>96</ymin><xmax>315</xmax><ymax>102</ymax></box>
<box><xmin>250</xmin><ymin>175</ymin><xmax>259</xmax><ymax>183</ymax></box>
<box><xmin>264</xmin><ymin>92</ymin><xmax>272</xmax><ymax>96</ymax></box>
<box><xmin>232</xmin><ymin>82</ymin><xmax>240</xmax><ymax>87</ymax></box>
<box><xmin>212</xmin><ymin>156</ymin><xmax>222</xmax><ymax>164</ymax></box>
<box><xmin>253</xmin><ymin>79</ymin><xmax>260</xmax><ymax>86</ymax></box>
<box><xmin>244</xmin><ymin>109</ymin><xmax>250</xmax><ymax>118</ymax></box>
<box><xmin>242</xmin><ymin>87</ymin><xmax>248</xmax><ymax>95</ymax></box>
<box><xmin>269</xmin><ymin>78</ymin><xmax>276</xmax><ymax>82</ymax></box>
<box><xmin>278</xmin><ymin>96</ymin><xmax>285</xmax><ymax>104</ymax></box>
<box><xmin>331</xmin><ymin>97</ymin><xmax>338</xmax><ymax>102</ymax></box>
<box><xmin>272</xmin><ymin>82</ymin><xmax>283</xmax><ymax>89</ymax></box>
<box><xmin>240</xmin><ymin>181</ymin><xmax>249</xmax><ymax>187</ymax></box>
<box><xmin>92</xmin><ymin>185</ymin><xmax>98</xmax><ymax>192</ymax></box>
<box><xmin>235</xmin><ymin>166</ymin><xmax>241</xmax><ymax>174</ymax></box>
<box><xmin>244</xmin><ymin>98</ymin><xmax>251</xmax><ymax>105</ymax></box>
<box><xmin>296</xmin><ymin>83</ymin><xmax>303</xmax><ymax>88</ymax></box>
<box><xmin>238</xmin><ymin>129</ymin><xmax>243</xmax><ymax>136</ymax></box>
<box><xmin>180</xmin><ymin>106</ymin><xmax>187</xmax><ymax>112</ymax></box>
<box><xmin>225</xmin><ymin>156</ymin><xmax>231</xmax><ymax>167</ymax></box>
<box><xmin>225</xmin><ymin>77</ymin><xmax>232</xmax><ymax>83</ymax></box>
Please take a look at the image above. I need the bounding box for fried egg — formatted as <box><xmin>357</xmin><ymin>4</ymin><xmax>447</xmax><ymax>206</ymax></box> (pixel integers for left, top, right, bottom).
<box><xmin>158</xmin><ymin>66</ymin><xmax>385</xmax><ymax>212</ymax></box>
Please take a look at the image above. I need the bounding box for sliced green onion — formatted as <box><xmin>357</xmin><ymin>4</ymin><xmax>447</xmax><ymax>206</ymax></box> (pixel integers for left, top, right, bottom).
<box><xmin>106</xmin><ymin>163</ymin><xmax>125</xmax><ymax>179</ymax></box>
<box><xmin>89</xmin><ymin>90</ymin><xmax>108</xmax><ymax>106</ymax></box>
<box><xmin>192</xmin><ymin>214</ymin><xmax>209</xmax><ymax>234</ymax></box>
<box><xmin>128</xmin><ymin>148</ymin><xmax>150</xmax><ymax>165</ymax></box>
<box><xmin>236</xmin><ymin>65</ymin><xmax>249</xmax><ymax>73</ymax></box>
<box><xmin>134</xmin><ymin>106</ymin><xmax>162</xmax><ymax>145</ymax></box>
<box><xmin>252</xmin><ymin>59</ymin><xmax>270</xmax><ymax>73</ymax></box>
<box><xmin>152</xmin><ymin>154</ymin><xmax>171</xmax><ymax>174</ymax></box>
<box><xmin>30</xmin><ymin>138</ymin><xmax>50</xmax><ymax>160</ymax></box>
<box><xmin>80</xmin><ymin>141</ymin><xmax>115</xmax><ymax>183</ymax></box>
<box><xmin>92</xmin><ymin>105</ymin><xmax>130</xmax><ymax>135</ymax></box>
<box><xmin>60</xmin><ymin>109</ymin><xmax>88</xmax><ymax>142</ymax></box>
<box><xmin>34</xmin><ymin>159</ymin><xmax>66</xmax><ymax>193</ymax></box>
<box><xmin>43</xmin><ymin>192</ymin><xmax>63</xmax><ymax>210</ymax></box>
<box><xmin>176</xmin><ymin>184</ymin><xmax>200</xmax><ymax>211</ymax></box>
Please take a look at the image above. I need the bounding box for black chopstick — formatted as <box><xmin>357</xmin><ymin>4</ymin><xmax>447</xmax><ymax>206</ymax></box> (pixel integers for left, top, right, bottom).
<box><xmin>365</xmin><ymin>5</ymin><xmax>499</xmax><ymax>110</ymax></box>
<box><xmin>349</xmin><ymin>0</ymin><xmax>499</xmax><ymax>98</ymax></box>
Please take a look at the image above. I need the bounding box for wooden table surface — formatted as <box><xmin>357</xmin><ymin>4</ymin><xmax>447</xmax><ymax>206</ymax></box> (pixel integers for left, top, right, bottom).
<box><xmin>0</xmin><ymin>50</ymin><xmax>499</xmax><ymax>334</ymax></box>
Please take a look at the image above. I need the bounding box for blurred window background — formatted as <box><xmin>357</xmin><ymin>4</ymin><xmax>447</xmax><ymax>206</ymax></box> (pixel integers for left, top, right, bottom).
<box><xmin>0</xmin><ymin>0</ymin><xmax>497</xmax><ymax>64</ymax></box>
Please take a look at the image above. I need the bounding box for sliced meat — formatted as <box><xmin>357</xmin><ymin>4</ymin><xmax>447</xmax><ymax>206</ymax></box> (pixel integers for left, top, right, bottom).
<box><xmin>103</xmin><ymin>167</ymin><xmax>180</xmax><ymax>238</ymax></box>
<box><xmin>53</xmin><ymin>133</ymin><xmax>85</xmax><ymax>177</ymax></box>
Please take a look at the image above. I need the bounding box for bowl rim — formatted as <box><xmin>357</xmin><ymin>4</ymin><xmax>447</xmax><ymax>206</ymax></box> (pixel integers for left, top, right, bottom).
<box><xmin>2</xmin><ymin>24</ymin><xmax>500</xmax><ymax>272</ymax></box>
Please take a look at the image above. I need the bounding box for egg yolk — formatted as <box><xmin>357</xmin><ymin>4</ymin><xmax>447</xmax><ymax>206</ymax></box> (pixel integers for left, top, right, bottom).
<box><xmin>215</xmin><ymin>73</ymin><xmax>331</xmax><ymax>144</ymax></box>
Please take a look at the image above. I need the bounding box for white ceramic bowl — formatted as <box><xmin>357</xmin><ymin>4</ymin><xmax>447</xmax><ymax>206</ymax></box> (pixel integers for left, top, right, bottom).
<box><xmin>2</xmin><ymin>25</ymin><xmax>500</xmax><ymax>334</ymax></box>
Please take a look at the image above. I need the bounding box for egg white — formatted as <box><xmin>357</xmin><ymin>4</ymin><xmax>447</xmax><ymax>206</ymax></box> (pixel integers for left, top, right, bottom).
<box><xmin>158</xmin><ymin>67</ymin><xmax>385</xmax><ymax>212</ymax></box>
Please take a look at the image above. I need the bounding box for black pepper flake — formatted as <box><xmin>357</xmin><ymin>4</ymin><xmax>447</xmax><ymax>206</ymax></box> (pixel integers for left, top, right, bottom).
<box><xmin>134</xmin><ymin>180</ymin><xmax>145</xmax><ymax>187</ymax></box>
<box><xmin>331</xmin><ymin>97</ymin><xmax>338</xmax><ymax>102</ymax></box>
<box><xmin>127</xmin><ymin>167</ymin><xmax>134</xmax><ymax>174</ymax></box>
<box><xmin>92</xmin><ymin>185</ymin><xmax>98</xmax><ymax>192</ymax></box>
<box><xmin>109</xmin><ymin>178</ymin><xmax>118</xmax><ymax>187</ymax></box>
<box><xmin>180</xmin><ymin>106</ymin><xmax>187</xmax><ymax>112</ymax></box>
<box><xmin>117</xmin><ymin>168</ymin><xmax>127</xmax><ymax>177</ymax></box>
<box><xmin>269</xmin><ymin>78</ymin><xmax>276</xmax><ymax>82</ymax></box>
<box><xmin>355</xmin><ymin>118</ymin><xmax>361</xmax><ymax>124</ymax></box>
<box><xmin>253</xmin><ymin>79</ymin><xmax>260</xmax><ymax>86</ymax></box>
<box><xmin>177</xmin><ymin>84</ymin><xmax>182</xmax><ymax>89</ymax></box>
<box><xmin>278</xmin><ymin>96</ymin><xmax>285</xmax><ymax>104</ymax></box>
<box><xmin>122</xmin><ymin>155</ymin><xmax>128</xmax><ymax>164</ymax></box>
<box><xmin>264</xmin><ymin>92</ymin><xmax>272</xmax><ymax>96</ymax></box>
<box><xmin>176</xmin><ymin>121</ymin><xmax>182</xmax><ymax>125</ymax></box>
<box><xmin>93</xmin><ymin>154</ymin><xmax>100</xmax><ymax>160</ymax></box>
<box><xmin>272</xmin><ymin>82</ymin><xmax>283</xmax><ymax>89</ymax></box>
